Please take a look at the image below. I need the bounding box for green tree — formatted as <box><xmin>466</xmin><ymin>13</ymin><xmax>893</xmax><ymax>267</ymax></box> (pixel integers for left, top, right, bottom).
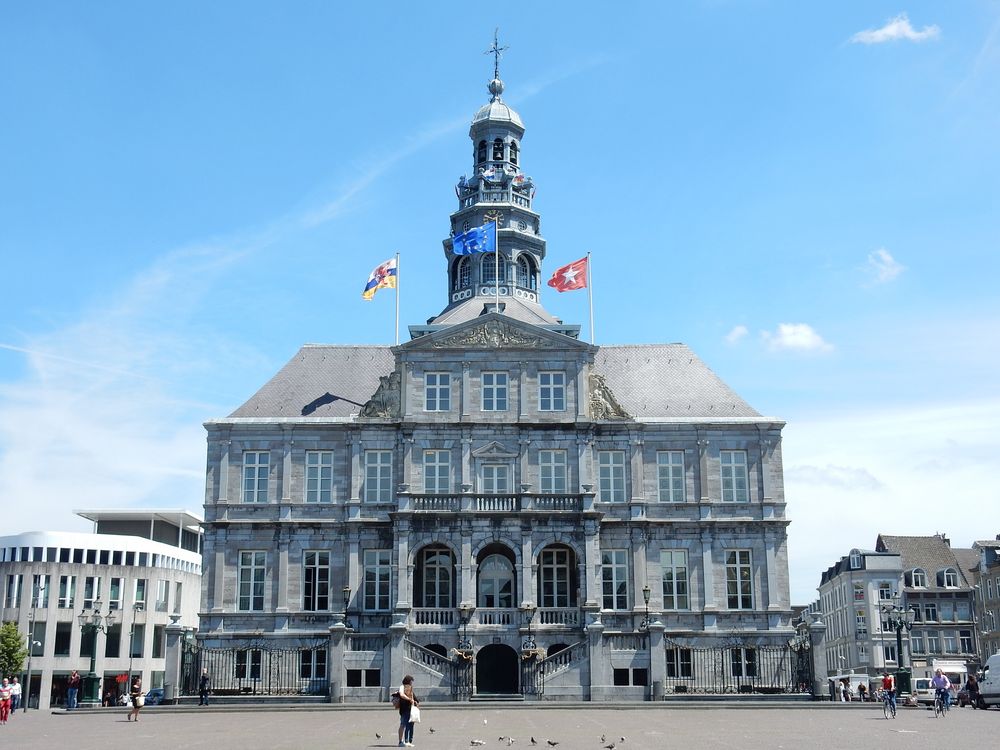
<box><xmin>0</xmin><ymin>621</ymin><xmax>28</xmax><ymax>678</ymax></box>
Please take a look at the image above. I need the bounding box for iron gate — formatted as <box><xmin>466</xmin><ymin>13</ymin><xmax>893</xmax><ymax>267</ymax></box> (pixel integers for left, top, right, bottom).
<box><xmin>181</xmin><ymin>640</ymin><xmax>330</xmax><ymax>697</ymax></box>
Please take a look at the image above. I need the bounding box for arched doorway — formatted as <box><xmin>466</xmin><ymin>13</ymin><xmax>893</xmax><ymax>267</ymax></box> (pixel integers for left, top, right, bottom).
<box><xmin>475</xmin><ymin>644</ymin><xmax>519</xmax><ymax>695</ymax></box>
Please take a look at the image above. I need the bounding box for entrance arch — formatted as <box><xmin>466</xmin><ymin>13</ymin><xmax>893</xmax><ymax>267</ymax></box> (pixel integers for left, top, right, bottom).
<box><xmin>475</xmin><ymin>643</ymin><xmax>519</xmax><ymax>695</ymax></box>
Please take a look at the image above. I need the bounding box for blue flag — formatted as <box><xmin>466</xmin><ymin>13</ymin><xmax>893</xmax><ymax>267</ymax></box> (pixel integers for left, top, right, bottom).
<box><xmin>452</xmin><ymin>222</ymin><xmax>497</xmax><ymax>255</ymax></box>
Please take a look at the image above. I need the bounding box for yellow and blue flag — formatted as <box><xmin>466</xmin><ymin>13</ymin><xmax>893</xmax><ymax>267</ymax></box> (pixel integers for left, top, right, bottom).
<box><xmin>452</xmin><ymin>222</ymin><xmax>497</xmax><ymax>255</ymax></box>
<box><xmin>362</xmin><ymin>257</ymin><xmax>398</xmax><ymax>300</ymax></box>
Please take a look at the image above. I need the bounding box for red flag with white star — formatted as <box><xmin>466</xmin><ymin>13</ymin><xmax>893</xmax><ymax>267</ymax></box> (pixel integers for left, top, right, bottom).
<box><xmin>547</xmin><ymin>256</ymin><xmax>588</xmax><ymax>292</ymax></box>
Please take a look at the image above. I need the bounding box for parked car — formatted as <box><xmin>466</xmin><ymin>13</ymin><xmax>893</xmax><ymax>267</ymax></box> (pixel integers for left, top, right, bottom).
<box><xmin>144</xmin><ymin>688</ymin><xmax>164</xmax><ymax>706</ymax></box>
<box><xmin>913</xmin><ymin>678</ymin><xmax>935</xmax><ymax>706</ymax></box>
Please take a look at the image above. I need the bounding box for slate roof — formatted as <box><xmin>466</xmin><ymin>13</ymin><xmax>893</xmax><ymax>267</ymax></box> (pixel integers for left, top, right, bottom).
<box><xmin>224</xmin><ymin>339</ymin><xmax>765</xmax><ymax>422</ymax></box>
<box><xmin>876</xmin><ymin>534</ymin><xmax>974</xmax><ymax>589</ymax></box>
<box><xmin>953</xmin><ymin>547</ymin><xmax>980</xmax><ymax>577</ymax></box>
<box><xmin>429</xmin><ymin>295</ymin><xmax>560</xmax><ymax>326</ymax></box>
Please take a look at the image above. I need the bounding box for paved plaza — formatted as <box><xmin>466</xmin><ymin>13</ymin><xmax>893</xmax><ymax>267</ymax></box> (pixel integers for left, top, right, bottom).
<box><xmin>0</xmin><ymin>704</ymin><xmax>994</xmax><ymax>750</ymax></box>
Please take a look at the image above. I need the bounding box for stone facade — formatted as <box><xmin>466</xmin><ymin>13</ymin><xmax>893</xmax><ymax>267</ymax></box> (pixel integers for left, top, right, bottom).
<box><xmin>197</xmin><ymin>67</ymin><xmax>794</xmax><ymax>701</ymax></box>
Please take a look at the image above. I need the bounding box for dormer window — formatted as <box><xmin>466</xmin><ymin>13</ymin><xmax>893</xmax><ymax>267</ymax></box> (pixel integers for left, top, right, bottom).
<box><xmin>938</xmin><ymin>568</ymin><xmax>959</xmax><ymax>588</ymax></box>
<box><xmin>477</xmin><ymin>140</ymin><xmax>487</xmax><ymax>163</ymax></box>
<box><xmin>911</xmin><ymin>568</ymin><xmax>927</xmax><ymax>588</ymax></box>
<box><xmin>849</xmin><ymin>550</ymin><xmax>862</xmax><ymax>570</ymax></box>
<box><xmin>509</xmin><ymin>140</ymin><xmax>518</xmax><ymax>165</ymax></box>
<box><xmin>516</xmin><ymin>255</ymin><xmax>536</xmax><ymax>290</ymax></box>
<box><xmin>493</xmin><ymin>138</ymin><xmax>505</xmax><ymax>161</ymax></box>
<box><xmin>453</xmin><ymin>257</ymin><xmax>470</xmax><ymax>290</ymax></box>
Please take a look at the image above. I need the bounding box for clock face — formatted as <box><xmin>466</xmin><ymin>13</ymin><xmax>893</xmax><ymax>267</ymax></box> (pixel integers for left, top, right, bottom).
<box><xmin>517</xmin><ymin>220</ymin><xmax>527</xmax><ymax>232</ymax></box>
<box><xmin>484</xmin><ymin>210</ymin><xmax>504</xmax><ymax>226</ymax></box>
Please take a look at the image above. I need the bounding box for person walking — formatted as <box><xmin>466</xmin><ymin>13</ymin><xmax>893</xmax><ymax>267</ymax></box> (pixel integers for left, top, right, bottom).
<box><xmin>66</xmin><ymin>670</ymin><xmax>81</xmax><ymax>710</ymax></box>
<box><xmin>965</xmin><ymin>674</ymin><xmax>982</xmax><ymax>709</ymax></box>
<box><xmin>9</xmin><ymin>677</ymin><xmax>20</xmax><ymax>714</ymax></box>
<box><xmin>198</xmin><ymin>669</ymin><xmax>211</xmax><ymax>706</ymax></box>
<box><xmin>127</xmin><ymin>677</ymin><xmax>144</xmax><ymax>722</ymax></box>
<box><xmin>0</xmin><ymin>678</ymin><xmax>12</xmax><ymax>724</ymax></box>
<box><xmin>397</xmin><ymin>675</ymin><xmax>420</xmax><ymax>747</ymax></box>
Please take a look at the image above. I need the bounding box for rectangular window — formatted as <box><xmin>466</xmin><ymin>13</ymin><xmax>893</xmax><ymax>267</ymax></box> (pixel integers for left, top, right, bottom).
<box><xmin>539</xmin><ymin>450</ymin><xmax>567</xmax><ymax>493</ymax></box>
<box><xmin>108</xmin><ymin>577</ymin><xmax>123</xmax><ymax>610</ymax></box>
<box><xmin>54</xmin><ymin>622</ymin><xmax>72</xmax><ymax>656</ymax></box>
<box><xmin>58</xmin><ymin>575</ymin><xmax>76</xmax><ymax>609</ymax></box>
<box><xmin>878</xmin><ymin>582</ymin><xmax>894</xmax><ymax>601</ymax></box>
<box><xmin>152</xmin><ymin>625</ymin><xmax>165</xmax><ymax>659</ymax></box>
<box><xmin>924</xmin><ymin>602</ymin><xmax>938</xmax><ymax>621</ymax></box>
<box><xmin>656</xmin><ymin>451</ymin><xmax>685</xmax><ymax>503</ymax></box>
<box><xmin>155</xmin><ymin>579</ymin><xmax>169</xmax><ymax>612</ymax></box>
<box><xmin>423</xmin><ymin>450</ymin><xmax>451</xmax><ymax>494</ymax></box>
<box><xmin>911</xmin><ymin>633</ymin><xmax>925</xmax><ymax>654</ymax></box>
<box><xmin>105</xmin><ymin>624</ymin><xmax>121</xmax><ymax>658</ymax></box>
<box><xmin>130</xmin><ymin>624</ymin><xmax>145</xmax><ymax>658</ymax></box>
<box><xmin>601</xmin><ymin>549</ymin><xmax>629</xmax><ymax>610</ymax></box>
<box><xmin>538</xmin><ymin>371</ymin><xmax>565</xmax><ymax>411</ymax></box>
<box><xmin>661</xmin><ymin>550</ymin><xmax>689</xmax><ymax>610</ymax></box>
<box><xmin>424</xmin><ymin>372</ymin><xmax>451</xmax><ymax>411</ymax></box>
<box><xmin>482</xmin><ymin>372</ymin><xmax>508</xmax><ymax>411</ymax></box>
<box><xmin>598</xmin><ymin>451</ymin><xmax>626</xmax><ymax>503</ymax></box>
<box><xmin>300</xmin><ymin>648</ymin><xmax>328</xmax><ymax>680</ymax></box>
<box><xmin>134</xmin><ymin>578</ymin><xmax>147</xmax><ymax>606</ymax></box>
<box><xmin>726</xmin><ymin>550</ymin><xmax>753</xmax><ymax>610</ymax></box>
<box><xmin>730</xmin><ymin>647</ymin><xmax>757</xmax><ymax>678</ymax></box>
<box><xmin>940</xmin><ymin>601</ymin><xmax>955</xmax><ymax>621</ymax></box>
<box><xmin>926</xmin><ymin>630</ymin><xmax>940</xmax><ymax>653</ymax></box>
<box><xmin>303</xmin><ymin>551</ymin><xmax>331</xmax><ymax>612</ymax></box>
<box><xmin>174</xmin><ymin>582</ymin><xmax>183</xmax><ymax>614</ymax></box>
<box><xmin>243</xmin><ymin>451</ymin><xmax>269</xmax><ymax>503</ymax></box>
<box><xmin>31</xmin><ymin>574</ymin><xmax>51</xmax><ymax>607</ymax></box>
<box><xmin>855</xmin><ymin>609</ymin><xmax>867</xmax><ymax>636</ymax></box>
<box><xmin>4</xmin><ymin>574</ymin><xmax>22</xmax><ymax>608</ymax></box>
<box><xmin>960</xmin><ymin>629</ymin><xmax>974</xmax><ymax>652</ymax></box>
<box><xmin>363</xmin><ymin>549</ymin><xmax>392</xmax><ymax>612</ymax></box>
<box><xmin>82</xmin><ymin>576</ymin><xmax>101</xmax><ymax>609</ymax></box>
<box><xmin>364</xmin><ymin>450</ymin><xmax>393</xmax><ymax>503</ymax></box>
<box><xmin>883</xmin><ymin>644</ymin><xmax>897</xmax><ymax>663</ymax></box>
<box><xmin>539</xmin><ymin>547</ymin><xmax>572</xmax><ymax>608</ymax></box>
<box><xmin>482</xmin><ymin>464</ymin><xmax>510</xmax><ymax>493</ymax></box>
<box><xmin>853</xmin><ymin>582</ymin><xmax>865</xmax><ymax>601</ymax></box>
<box><xmin>720</xmin><ymin>450</ymin><xmax>749</xmax><ymax>502</ymax></box>
<box><xmin>305</xmin><ymin>451</ymin><xmax>334</xmax><ymax>503</ymax></box>
<box><xmin>943</xmin><ymin>632</ymin><xmax>958</xmax><ymax>653</ymax></box>
<box><xmin>666</xmin><ymin>647</ymin><xmax>693</xmax><ymax>678</ymax></box>
<box><xmin>27</xmin><ymin>622</ymin><xmax>44</xmax><ymax>656</ymax></box>
<box><xmin>238</xmin><ymin>551</ymin><xmax>266</xmax><ymax>611</ymax></box>
<box><xmin>235</xmin><ymin>649</ymin><xmax>262</xmax><ymax>680</ymax></box>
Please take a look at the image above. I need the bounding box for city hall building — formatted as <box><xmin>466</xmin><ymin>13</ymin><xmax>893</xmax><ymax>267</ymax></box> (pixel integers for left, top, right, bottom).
<box><xmin>196</xmin><ymin>64</ymin><xmax>797</xmax><ymax>702</ymax></box>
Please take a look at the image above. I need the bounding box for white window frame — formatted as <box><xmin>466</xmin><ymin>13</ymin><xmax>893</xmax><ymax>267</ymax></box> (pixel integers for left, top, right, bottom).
<box><xmin>303</xmin><ymin>551</ymin><xmax>330</xmax><ymax>612</ymax></box>
<box><xmin>300</xmin><ymin>648</ymin><xmax>327</xmax><ymax>680</ymax></box>
<box><xmin>730</xmin><ymin>647</ymin><xmax>757</xmax><ymax>677</ymax></box>
<box><xmin>482</xmin><ymin>371</ymin><xmax>508</xmax><ymax>411</ymax></box>
<box><xmin>363</xmin><ymin>549</ymin><xmax>392</xmax><ymax>612</ymax></box>
<box><xmin>31</xmin><ymin>574</ymin><xmax>51</xmax><ymax>608</ymax></box>
<box><xmin>134</xmin><ymin>578</ymin><xmax>147</xmax><ymax>606</ymax></box>
<box><xmin>656</xmin><ymin>451</ymin><xmax>685</xmax><ymax>502</ymax></box>
<box><xmin>305</xmin><ymin>450</ymin><xmax>334</xmax><ymax>503</ymax></box>
<box><xmin>242</xmin><ymin>450</ymin><xmax>269</xmax><ymax>503</ymax></box>
<box><xmin>878</xmin><ymin>582</ymin><xmax>893</xmax><ymax>601</ymax></box>
<box><xmin>423</xmin><ymin>450</ymin><xmax>451</xmax><ymax>494</ymax></box>
<box><xmin>4</xmin><ymin>574</ymin><xmax>22</xmax><ymax>608</ymax></box>
<box><xmin>539</xmin><ymin>547</ymin><xmax>572</xmax><ymax>608</ymax></box>
<box><xmin>364</xmin><ymin>450</ymin><xmax>393</xmax><ymax>503</ymax></box>
<box><xmin>236</xmin><ymin>649</ymin><xmax>263</xmax><ymax>680</ymax></box>
<box><xmin>424</xmin><ymin>372</ymin><xmax>451</xmax><ymax>411</ymax></box>
<box><xmin>481</xmin><ymin>463</ymin><xmax>510</xmax><ymax>493</ymax></box>
<box><xmin>911</xmin><ymin>568</ymin><xmax>927</xmax><ymax>587</ymax></box>
<box><xmin>601</xmin><ymin>549</ymin><xmax>629</xmax><ymax>610</ymax></box>
<box><xmin>155</xmin><ymin>579</ymin><xmax>169</xmax><ymax>613</ymax></box>
<box><xmin>666</xmin><ymin>647</ymin><xmax>693</xmax><ymax>678</ymax></box>
<box><xmin>538</xmin><ymin>371</ymin><xmax>565</xmax><ymax>412</ymax></box>
<box><xmin>726</xmin><ymin>550</ymin><xmax>753</xmax><ymax>610</ymax></box>
<box><xmin>941</xmin><ymin>568</ymin><xmax>959</xmax><ymax>588</ymax></box>
<box><xmin>539</xmin><ymin>449</ymin><xmax>568</xmax><ymax>493</ymax></box>
<box><xmin>597</xmin><ymin>450</ymin><xmax>626</xmax><ymax>503</ymax></box>
<box><xmin>83</xmin><ymin>575</ymin><xmax>101</xmax><ymax>609</ymax></box>
<box><xmin>108</xmin><ymin>577</ymin><xmax>123</xmax><ymax>610</ymax></box>
<box><xmin>59</xmin><ymin>575</ymin><xmax>76</xmax><ymax>609</ymax></box>
<box><xmin>661</xmin><ymin>549</ymin><xmax>689</xmax><ymax>610</ymax></box>
<box><xmin>720</xmin><ymin>450</ymin><xmax>749</xmax><ymax>502</ymax></box>
<box><xmin>238</xmin><ymin>551</ymin><xmax>266</xmax><ymax>612</ymax></box>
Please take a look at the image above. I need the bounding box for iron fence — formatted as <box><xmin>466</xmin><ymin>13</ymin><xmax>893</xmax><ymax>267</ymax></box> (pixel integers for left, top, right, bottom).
<box><xmin>660</xmin><ymin>637</ymin><xmax>810</xmax><ymax>695</ymax></box>
<box><xmin>181</xmin><ymin>641</ymin><xmax>330</xmax><ymax>697</ymax></box>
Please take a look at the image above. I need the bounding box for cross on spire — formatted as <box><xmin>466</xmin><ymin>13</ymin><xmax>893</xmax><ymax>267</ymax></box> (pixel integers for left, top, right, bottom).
<box><xmin>485</xmin><ymin>28</ymin><xmax>509</xmax><ymax>82</ymax></box>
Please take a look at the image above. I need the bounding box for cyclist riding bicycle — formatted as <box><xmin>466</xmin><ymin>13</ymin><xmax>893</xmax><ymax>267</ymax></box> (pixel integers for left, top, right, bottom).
<box><xmin>931</xmin><ymin>669</ymin><xmax>952</xmax><ymax>710</ymax></box>
<box><xmin>881</xmin><ymin>671</ymin><xmax>896</xmax><ymax>714</ymax></box>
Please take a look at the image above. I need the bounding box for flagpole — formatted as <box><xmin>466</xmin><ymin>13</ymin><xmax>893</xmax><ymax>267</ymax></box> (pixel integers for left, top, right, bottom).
<box><xmin>587</xmin><ymin>252</ymin><xmax>594</xmax><ymax>344</ymax></box>
<box><xmin>494</xmin><ymin>221</ymin><xmax>500</xmax><ymax>314</ymax></box>
<box><xmin>394</xmin><ymin>252</ymin><xmax>400</xmax><ymax>346</ymax></box>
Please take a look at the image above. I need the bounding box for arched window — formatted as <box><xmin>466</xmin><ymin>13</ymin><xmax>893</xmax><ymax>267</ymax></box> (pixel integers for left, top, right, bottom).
<box><xmin>509</xmin><ymin>140</ymin><xmax>518</xmax><ymax>165</ymax></box>
<box><xmin>493</xmin><ymin>138</ymin><xmax>505</xmax><ymax>161</ymax></box>
<box><xmin>938</xmin><ymin>568</ymin><xmax>959</xmax><ymax>588</ymax></box>
<box><xmin>516</xmin><ymin>255</ymin><xmax>536</xmax><ymax>290</ymax></box>
<box><xmin>478</xmin><ymin>553</ymin><xmax>514</xmax><ymax>608</ymax></box>
<box><xmin>477</xmin><ymin>140</ymin><xmax>487</xmax><ymax>163</ymax></box>
<box><xmin>453</xmin><ymin>257</ymin><xmax>470</xmax><ymax>290</ymax></box>
<box><xmin>911</xmin><ymin>568</ymin><xmax>927</xmax><ymax>587</ymax></box>
<box><xmin>481</xmin><ymin>253</ymin><xmax>507</xmax><ymax>283</ymax></box>
<box><xmin>415</xmin><ymin>545</ymin><xmax>454</xmax><ymax>608</ymax></box>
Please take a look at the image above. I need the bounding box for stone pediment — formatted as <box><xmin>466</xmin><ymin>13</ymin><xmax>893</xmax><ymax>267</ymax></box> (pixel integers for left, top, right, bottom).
<box><xmin>471</xmin><ymin>441</ymin><xmax>519</xmax><ymax>460</ymax></box>
<box><xmin>404</xmin><ymin>314</ymin><xmax>591</xmax><ymax>352</ymax></box>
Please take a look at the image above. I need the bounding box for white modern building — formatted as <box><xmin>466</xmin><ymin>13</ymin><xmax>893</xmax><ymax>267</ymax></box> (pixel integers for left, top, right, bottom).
<box><xmin>0</xmin><ymin>510</ymin><xmax>202</xmax><ymax>709</ymax></box>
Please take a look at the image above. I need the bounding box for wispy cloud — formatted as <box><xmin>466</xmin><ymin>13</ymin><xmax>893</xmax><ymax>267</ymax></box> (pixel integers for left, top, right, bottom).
<box><xmin>850</xmin><ymin>13</ymin><xmax>940</xmax><ymax>45</ymax></box>
<box><xmin>725</xmin><ymin>325</ymin><xmax>749</xmax><ymax>344</ymax></box>
<box><xmin>864</xmin><ymin>247</ymin><xmax>905</xmax><ymax>284</ymax></box>
<box><xmin>761</xmin><ymin>323</ymin><xmax>834</xmax><ymax>353</ymax></box>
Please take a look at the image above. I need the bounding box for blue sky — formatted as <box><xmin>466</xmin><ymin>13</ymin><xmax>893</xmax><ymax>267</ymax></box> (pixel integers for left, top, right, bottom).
<box><xmin>1</xmin><ymin>2</ymin><xmax>998</xmax><ymax>603</ymax></box>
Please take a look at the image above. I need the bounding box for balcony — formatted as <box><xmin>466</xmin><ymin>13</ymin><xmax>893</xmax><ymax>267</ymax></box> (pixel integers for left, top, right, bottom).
<box><xmin>408</xmin><ymin>606</ymin><xmax>581</xmax><ymax>629</ymax></box>
<box><xmin>405</xmin><ymin>493</ymin><xmax>585</xmax><ymax>514</ymax></box>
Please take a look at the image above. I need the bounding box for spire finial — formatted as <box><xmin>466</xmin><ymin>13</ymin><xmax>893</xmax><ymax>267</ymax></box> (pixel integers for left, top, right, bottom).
<box><xmin>485</xmin><ymin>28</ymin><xmax>509</xmax><ymax>99</ymax></box>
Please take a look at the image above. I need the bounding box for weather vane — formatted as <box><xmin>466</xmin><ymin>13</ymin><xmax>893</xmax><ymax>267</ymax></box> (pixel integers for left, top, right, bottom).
<box><xmin>485</xmin><ymin>28</ymin><xmax>508</xmax><ymax>81</ymax></box>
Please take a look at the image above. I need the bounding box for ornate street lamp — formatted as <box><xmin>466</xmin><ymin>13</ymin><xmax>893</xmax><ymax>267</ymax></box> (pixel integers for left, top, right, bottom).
<box><xmin>126</xmin><ymin>602</ymin><xmax>145</xmax><ymax>693</ymax></box>
<box><xmin>639</xmin><ymin>585</ymin><xmax>652</xmax><ymax>631</ymax></box>
<box><xmin>457</xmin><ymin>603</ymin><xmax>474</xmax><ymax>651</ymax></box>
<box><xmin>520</xmin><ymin>603</ymin><xmax>538</xmax><ymax>654</ymax></box>
<box><xmin>880</xmin><ymin>597</ymin><xmax>915</xmax><ymax>673</ymax></box>
<box><xmin>76</xmin><ymin>599</ymin><xmax>117</xmax><ymax>704</ymax></box>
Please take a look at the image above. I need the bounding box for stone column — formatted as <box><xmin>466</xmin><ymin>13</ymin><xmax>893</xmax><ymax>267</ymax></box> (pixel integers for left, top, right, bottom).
<box><xmin>575</xmin><ymin>361</ymin><xmax>587</xmax><ymax>420</ymax></box>
<box><xmin>648</xmin><ymin>619</ymin><xmax>666</xmax><ymax>701</ymax></box>
<box><xmin>808</xmin><ymin>615</ymin><xmax>829</xmax><ymax>700</ymax></box>
<box><xmin>700</xmin><ymin>530</ymin><xmax>717</xmax><ymax>623</ymax></box>
<box><xmin>164</xmin><ymin>617</ymin><xmax>185</xmax><ymax>704</ymax></box>
<box><xmin>276</xmin><ymin>530</ymin><xmax>290</xmax><ymax>614</ymax></box>
<box><xmin>583</xmin><ymin>519</ymin><xmax>601</xmax><ymax>607</ymax></box>
<box><xmin>328</xmin><ymin>621</ymin><xmax>347</xmax><ymax>703</ymax></box>
<box><xmin>395</xmin><ymin>519</ymin><xmax>411</xmax><ymax>610</ymax></box>
<box><xmin>212</xmin><ymin>546</ymin><xmax>226</xmax><ymax>613</ymax></box>
<box><xmin>630</xmin><ymin>434</ymin><xmax>644</xmax><ymax>502</ymax></box>
<box><xmin>460</xmin><ymin>533</ymin><xmax>474</xmax><ymax>606</ymax></box>
<box><xmin>389</xmin><ymin>619</ymin><xmax>408</xmax><ymax>691</ymax></box>
<box><xmin>632</xmin><ymin>527</ymin><xmax>649</xmax><ymax>610</ymax></box>
<box><xmin>520</xmin><ymin>528</ymin><xmax>534</xmax><ymax>606</ymax></box>
<box><xmin>218</xmin><ymin>438</ymin><xmax>231</xmax><ymax>503</ymax></box>
<box><xmin>281</xmin><ymin>425</ymin><xmax>294</xmax><ymax>502</ymax></box>
<box><xmin>461</xmin><ymin>435</ymin><xmax>473</xmax><ymax>491</ymax></box>
<box><xmin>461</xmin><ymin>361</ymin><xmax>470</xmax><ymax>418</ymax></box>
<box><xmin>517</xmin><ymin>361</ymin><xmax>528</xmax><ymax>419</ymax></box>
<box><xmin>587</xmin><ymin>619</ymin><xmax>606</xmax><ymax>702</ymax></box>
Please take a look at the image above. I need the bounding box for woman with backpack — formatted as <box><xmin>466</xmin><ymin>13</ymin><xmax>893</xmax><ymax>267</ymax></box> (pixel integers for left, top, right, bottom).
<box><xmin>396</xmin><ymin>675</ymin><xmax>420</xmax><ymax>747</ymax></box>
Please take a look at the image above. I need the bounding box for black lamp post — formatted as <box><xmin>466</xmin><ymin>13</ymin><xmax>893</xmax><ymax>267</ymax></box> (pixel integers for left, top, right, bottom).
<box><xmin>880</xmin><ymin>598</ymin><xmax>915</xmax><ymax>672</ymax></box>
<box><xmin>458</xmin><ymin>603</ymin><xmax>473</xmax><ymax>651</ymax></box>
<box><xmin>76</xmin><ymin>599</ymin><xmax>116</xmax><ymax>704</ymax></box>
<box><xmin>23</xmin><ymin>608</ymin><xmax>41</xmax><ymax>713</ymax></box>
<box><xmin>639</xmin><ymin>584</ymin><xmax>652</xmax><ymax>631</ymax></box>
<box><xmin>342</xmin><ymin>586</ymin><xmax>352</xmax><ymax>629</ymax></box>
<box><xmin>521</xmin><ymin>603</ymin><xmax>537</xmax><ymax>652</ymax></box>
<box><xmin>126</xmin><ymin>602</ymin><xmax>145</xmax><ymax>693</ymax></box>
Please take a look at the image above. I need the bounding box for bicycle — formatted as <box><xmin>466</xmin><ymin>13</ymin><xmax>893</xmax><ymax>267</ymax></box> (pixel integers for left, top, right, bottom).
<box><xmin>882</xmin><ymin>690</ymin><xmax>896</xmax><ymax>719</ymax></box>
<box><xmin>933</xmin><ymin>690</ymin><xmax>950</xmax><ymax>718</ymax></box>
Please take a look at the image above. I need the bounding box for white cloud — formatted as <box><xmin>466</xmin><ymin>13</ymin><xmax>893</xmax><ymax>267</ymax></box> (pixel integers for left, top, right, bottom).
<box><xmin>783</xmin><ymin>399</ymin><xmax>1000</xmax><ymax>603</ymax></box>
<box><xmin>851</xmin><ymin>13</ymin><xmax>940</xmax><ymax>45</ymax></box>
<box><xmin>865</xmin><ymin>247</ymin><xmax>905</xmax><ymax>284</ymax></box>
<box><xmin>725</xmin><ymin>325</ymin><xmax>749</xmax><ymax>344</ymax></box>
<box><xmin>761</xmin><ymin>323</ymin><xmax>834</xmax><ymax>353</ymax></box>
